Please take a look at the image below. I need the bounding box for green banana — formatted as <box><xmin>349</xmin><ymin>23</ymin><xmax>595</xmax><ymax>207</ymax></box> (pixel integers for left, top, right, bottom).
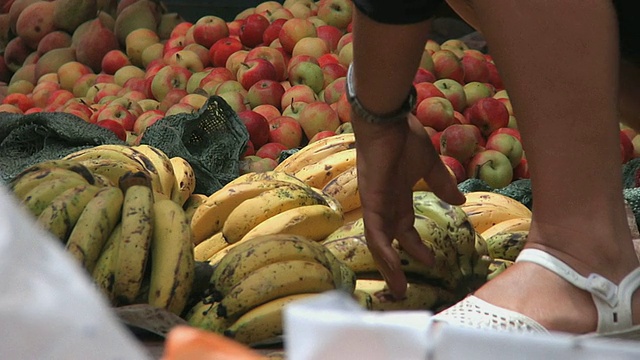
<box><xmin>487</xmin><ymin>258</ymin><xmax>514</xmax><ymax>281</ymax></box>
<box><xmin>20</xmin><ymin>176</ymin><xmax>90</xmax><ymax>217</ymax></box>
<box><xmin>322</xmin><ymin>217</ymin><xmax>365</xmax><ymax>242</ymax></box>
<box><xmin>186</xmin><ymin>299</ymin><xmax>229</xmax><ymax>334</ymax></box>
<box><xmin>92</xmin><ymin>223</ymin><xmax>122</xmax><ymax>304</ymax></box>
<box><xmin>10</xmin><ymin>164</ymin><xmax>95</xmax><ymax>200</ymax></box>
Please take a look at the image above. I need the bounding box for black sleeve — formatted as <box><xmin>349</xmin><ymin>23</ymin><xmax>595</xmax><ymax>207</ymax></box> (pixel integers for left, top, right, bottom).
<box><xmin>352</xmin><ymin>0</ymin><xmax>446</xmax><ymax>25</ymax></box>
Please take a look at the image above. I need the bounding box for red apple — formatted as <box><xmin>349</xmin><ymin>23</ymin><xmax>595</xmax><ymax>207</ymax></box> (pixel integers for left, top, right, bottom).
<box><xmin>415</xmin><ymin>97</ymin><xmax>456</xmax><ymax>131</ymax></box>
<box><xmin>430</xmin><ymin>131</ymin><xmax>442</xmax><ymax>153</ymax></box>
<box><xmin>238</xmin><ymin>109</ymin><xmax>271</xmax><ymax>148</ymax></box>
<box><xmin>150</xmin><ymin>65</ymin><xmax>192</xmax><ymax>102</ymax></box>
<box><xmin>461</xmin><ymin>49</ymin><xmax>490</xmax><ymax>83</ymax></box>
<box><xmin>239</xmin><ymin>155</ymin><xmax>278</xmax><ymax>174</ymax></box>
<box><xmin>485</xmin><ymin>133</ymin><xmax>524</xmax><ymax>167</ymax></box>
<box><xmin>486</xmin><ymin>62</ymin><xmax>505</xmax><ymax>91</ymax></box>
<box><xmin>414</xmin><ymin>82</ymin><xmax>445</xmax><ymax>110</ymax></box>
<box><xmin>133</xmin><ymin>109</ymin><xmax>165</xmax><ymax>135</ymax></box>
<box><xmin>236</xmin><ymin>58</ymin><xmax>278</xmax><ymax>90</ymax></box>
<box><xmin>513</xmin><ymin>157</ymin><xmax>530</xmax><ymax>180</ymax></box>
<box><xmin>280</xmin><ymin>84</ymin><xmax>318</xmax><ymax>109</ymax></box>
<box><xmin>247</xmin><ymin>79</ymin><xmax>286</xmax><ymax>110</ymax></box>
<box><xmin>253</xmin><ymin>104</ymin><xmax>281</xmax><ymax>121</ymax></box>
<box><xmin>297</xmin><ymin>100</ymin><xmax>341</xmax><ymax>140</ymax></box>
<box><xmin>491</xmin><ymin>127</ymin><xmax>522</xmax><ymax>142</ymax></box>
<box><xmin>209</xmin><ymin>37</ymin><xmax>243</xmax><ymax>68</ymax></box>
<box><xmin>263</xmin><ymin>18</ymin><xmax>288</xmax><ymax>46</ymax></box>
<box><xmin>431</xmin><ymin>49</ymin><xmax>465</xmax><ymax>83</ymax></box>
<box><xmin>466</xmin><ymin>97</ymin><xmax>510</xmax><ymax>137</ymax></box>
<box><xmin>245</xmin><ymin>46</ymin><xmax>288</xmax><ymax>81</ymax></box>
<box><xmin>316</xmin><ymin>24</ymin><xmax>343</xmax><ymax>52</ymax></box>
<box><xmin>101</xmin><ymin>49</ymin><xmax>131</xmax><ymax>75</ymax></box>
<box><xmin>321</xmin><ymin>62</ymin><xmax>347</xmax><ymax>89</ymax></box>
<box><xmin>278</xmin><ymin>18</ymin><xmax>317</xmax><ymax>54</ymax></box>
<box><xmin>256</xmin><ymin>141</ymin><xmax>288</xmax><ymax>160</ymax></box>
<box><xmin>96</xmin><ymin>103</ymin><xmax>137</xmax><ymax>131</ymax></box>
<box><xmin>240</xmin><ymin>14</ymin><xmax>270</xmax><ymax>48</ymax></box>
<box><xmin>440</xmin><ymin>123</ymin><xmax>481</xmax><ymax>165</ymax></box>
<box><xmin>433</xmin><ymin>78</ymin><xmax>467</xmax><ymax>113</ymax></box>
<box><xmin>268</xmin><ymin>115</ymin><xmax>303</xmax><ymax>149</ymax></box>
<box><xmin>440</xmin><ymin>155</ymin><xmax>467</xmax><ymax>183</ymax></box>
<box><xmin>192</xmin><ymin>15</ymin><xmax>229</xmax><ymax>48</ymax></box>
<box><xmin>158</xmin><ymin>88</ymin><xmax>189</xmax><ymax>112</ymax></box>
<box><xmin>413</xmin><ymin>68</ymin><xmax>437</xmax><ymax>84</ymax></box>
<box><xmin>96</xmin><ymin>119</ymin><xmax>127</xmax><ymax>140</ymax></box>
<box><xmin>2</xmin><ymin>93</ymin><xmax>33</xmax><ymax>113</ymax></box>
<box><xmin>170</xmin><ymin>22</ymin><xmax>193</xmax><ymax>39</ymax></box>
<box><xmin>323</xmin><ymin>76</ymin><xmax>346</xmax><ymax>105</ymax></box>
<box><xmin>466</xmin><ymin>149</ymin><xmax>514</xmax><ymax>188</ymax></box>
<box><xmin>317</xmin><ymin>53</ymin><xmax>340</xmax><ymax>68</ymax></box>
<box><xmin>243</xmin><ymin>140</ymin><xmax>256</xmax><ymax>157</ymax></box>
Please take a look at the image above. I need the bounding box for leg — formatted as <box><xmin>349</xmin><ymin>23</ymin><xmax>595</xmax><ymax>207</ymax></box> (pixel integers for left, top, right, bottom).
<box><xmin>446</xmin><ymin>0</ymin><xmax>640</xmax><ymax>333</ymax></box>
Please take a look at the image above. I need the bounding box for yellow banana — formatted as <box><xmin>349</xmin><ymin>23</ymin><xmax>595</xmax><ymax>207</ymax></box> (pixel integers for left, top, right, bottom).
<box><xmin>77</xmin><ymin>159</ymin><xmax>150</xmax><ymax>191</ymax></box>
<box><xmin>274</xmin><ymin>133</ymin><xmax>356</xmax><ymax>175</ymax></box>
<box><xmin>322</xmin><ymin>235</ymin><xmax>375</xmax><ymax>274</ymax></box>
<box><xmin>91</xmin><ymin>172</ymin><xmax>116</xmax><ymax>187</ymax></box>
<box><xmin>36</xmin><ymin>183</ymin><xmax>102</xmax><ymax>242</ymax></box>
<box><xmin>354</xmin><ymin>278</ymin><xmax>458</xmax><ymax>311</ymax></box>
<box><xmin>20</xmin><ymin>176</ymin><xmax>90</xmax><ymax>217</ymax></box>
<box><xmin>463</xmin><ymin>191</ymin><xmax>532</xmax><ymax>217</ymax></box>
<box><xmin>66</xmin><ymin>186</ymin><xmax>124</xmax><ymax>273</ymax></box>
<box><xmin>224</xmin><ymin>293</ymin><xmax>318</xmax><ymax>345</ymax></box>
<box><xmin>190</xmin><ymin>180</ymin><xmax>298</xmax><ymax>244</ymax></box>
<box><xmin>64</xmin><ymin>144</ymin><xmax>165</xmax><ymax>198</ymax></box>
<box><xmin>10</xmin><ymin>164</ymin><xmax>95</xmax><ymax>200</ymax></box>
<box><xmin>239</xmin><ymin>204</ymin><xmax>344</xmax><ymax>243</ymax></box>
<box><xmin>186</xmin><ymin>299</ymin><xmax>229</xmax><ymax>334</ymax></box>
<box><xmin>148</xmin><ymin>199</ymin><xmax>195</xmax><ymax>315</ymax></box>
<box><xmin>310</xmin><ymin>187</ymin><xmax>344</xmax><ymax>218</ymax></box>
<box><xmin>323</xmin><ymin>217</ymin><xmax>365</xmax><ymax>242</ymax></box>
<box><xmin>480</xmin><ymin>217</ymin><xmax>531</xmax><ymax>240</ymax></box>
<box><xmin>413</xmin><ymin>191</ymin><xmax>476</xmax><ymax>278</ymax></box>
<box><xmin>133</xmin><ymin>144</ymin><xmax>176</xmax><ymax>198</ymax></box>
<box><xmin>352</xmin><ymin>289</ymin><xmax>374</xmax><ymax>310</ymax></box>
<box><xmin>216</xmin><ymin>260</ymin><xmax>335</xmax><ymax>321</ymax></box>
<box><xmin>487</xmin><ymin>258</ymin><xmax>514</xmax><ymax>281</ymax></box>
<box><xmin>462</xmin><ymin>202</ymin><xmax>531</xmax><ymax>234</ymax></box>
<box><xmin>485</xmin><ymin>230</ymin><xmax>528</xmax><ymax>261</ymax></box>
<box><xmin>225</xmin><ymin>170</ymin><xmax>308</xmax><ymax>188</ymax></box>
<box><xmin>343</xmin><ymin>207</ymin><xmax>363</xmax><ymax>224</ymax></box>
<box><xmin>112</xmin><ymin>183</ymin><xmax>154</xmax><ymax>305</ymax></box>
<box><xmin>194</xmin><ymin>232</ymin><xmax>229</xmax><ymax>262</ymax></box>
<box><xmin>291</xmin><ymin>147</ymin><xmax>357</xmax><ymax>189</ymax></box>
<box><xmin>182</xmin><ymin>193</ymin><xmax>208</xmax><ymax>230</ymax></box>
<box><xmin>221</xmin><ymin>183</ymin><xmax>327</xmax><ymax>244</ymax></box>
<box><xmin>211</xmin><ymin>234</ymin><xmax>347</xmax><ymax>297</ymax></box>
<box><xmin>321</xmin><ymin>165</ymin><xmax>361</xmax><ymax>213</ymax></box>
<box><xmin>92</xmin><ymin>223</ymin><xmax>122</xmax><ymax>304</ymax></box>
<box><xmin>169</xmin><ymin>156</ymin><xmax>196</xmax><ymax>206</ymax></box>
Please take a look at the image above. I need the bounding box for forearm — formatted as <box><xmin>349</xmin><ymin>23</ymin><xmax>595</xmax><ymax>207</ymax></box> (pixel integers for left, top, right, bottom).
<box><xmin>350</xmin><ymin>7</ymin><xmax>431</xmax><ymax>118</ymax></box>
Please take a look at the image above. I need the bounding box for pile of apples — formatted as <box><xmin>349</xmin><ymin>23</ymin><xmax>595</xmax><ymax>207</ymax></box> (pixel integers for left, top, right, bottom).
<box><xmin>0</xmin><ymin>0</ymin><xmax>636</xmax><ymax>187</ymax></box>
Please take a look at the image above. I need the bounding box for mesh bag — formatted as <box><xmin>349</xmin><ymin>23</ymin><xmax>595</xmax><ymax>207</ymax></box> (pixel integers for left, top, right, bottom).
<box><xmin>0</xmin><ymin>96</ymin><xmax>248</xmax><ymax>196</ymax></box>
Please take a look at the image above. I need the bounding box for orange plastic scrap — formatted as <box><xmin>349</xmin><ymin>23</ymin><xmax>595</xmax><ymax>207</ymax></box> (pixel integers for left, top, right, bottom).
<box><xmin>161</xmin><ymin>325</ymin><xmax>268</xmax><ymax>360</ymax></box>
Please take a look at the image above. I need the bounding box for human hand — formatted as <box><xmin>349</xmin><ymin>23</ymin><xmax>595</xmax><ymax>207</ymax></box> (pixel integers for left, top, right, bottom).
<box><xmin>352</xmin><ymin>114</ymin><xmax>465</xmax><ymax>299</ymax></box>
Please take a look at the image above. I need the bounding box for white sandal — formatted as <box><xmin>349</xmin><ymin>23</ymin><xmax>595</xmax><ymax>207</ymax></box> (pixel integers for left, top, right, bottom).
<box><xmin>431</xmin><ymin>248</ymin><xmax>640</xmax><ymax>339</ymax></box>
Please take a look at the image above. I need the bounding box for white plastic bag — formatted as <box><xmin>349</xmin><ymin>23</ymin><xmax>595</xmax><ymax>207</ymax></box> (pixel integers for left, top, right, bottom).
<box><xmin>0</xmin><ymin>185</ymin><xmax>150</xmax><ymax>360</ymax></box>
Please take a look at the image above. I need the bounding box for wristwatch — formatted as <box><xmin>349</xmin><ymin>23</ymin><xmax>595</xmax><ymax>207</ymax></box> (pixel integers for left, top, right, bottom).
<box><xmin>346</xmin><ymin>63</ymin><xmax>417</xmax><ymax>124</ymax></box>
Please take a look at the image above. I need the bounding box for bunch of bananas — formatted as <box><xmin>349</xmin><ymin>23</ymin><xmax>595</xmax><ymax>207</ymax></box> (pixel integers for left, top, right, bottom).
<box><xmin>186</xmin><ymin>233</ymin><xmax>356</xmax><ymax>346</ymax></box>
<box><xmin>7</xmin><ymin>145</ymin><xmax>202</xmax><ymax>316</ymax></box>
<box><xmin>189</xmin><ymin>170</ymin><xmax>346</xmax><ymax>263</ymax></box>
<box><xmin>322</xmin><ymin>191</ymin><xmax>490</xmax><ymax>312</ymax></box>
<box><xmin>460</xmin><ymin>191</ymin><xmax>532</xmax><ymax>280</ymax></box>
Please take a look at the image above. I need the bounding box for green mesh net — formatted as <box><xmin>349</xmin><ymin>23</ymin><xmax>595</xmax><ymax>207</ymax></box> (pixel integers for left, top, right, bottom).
<box><xmin>0</xmin><ymin>95</ymin><xmax>248</xmax><ymax>196</ymax></box>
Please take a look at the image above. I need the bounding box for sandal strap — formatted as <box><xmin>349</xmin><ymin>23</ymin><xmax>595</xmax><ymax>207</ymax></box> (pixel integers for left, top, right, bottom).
<box><xmin>516</xmin><ymin>248</ymin><xmax>640</xmax><ymax>333</ymax></box>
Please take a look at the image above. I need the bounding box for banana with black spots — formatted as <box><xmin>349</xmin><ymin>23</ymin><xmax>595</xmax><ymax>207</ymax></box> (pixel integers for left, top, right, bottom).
<box><xmin>291</xmin><ymin>147</ymin><xmax>357</xmax><ymax>189</ymax></box>
<box><xmin>354</xmin><ymin>278</ymin><xmax>458</xmax><ymax>311</ymax></box>
<box><xmin>66</xmin><ymin>186</ymin><xmax>124</xmax><ymax>273</ymax></box>
<box><xmin>36</xmin><ymin>183</ymin><xmax>102</xmax><ymax>242</ymax></box>
<box><xmin>225</xmin><ymin>170</ymin><xmax>308</xmax><ymax>188</ymax></box>
<box><xmin>221</xmin><ymin>183</ymin><xmax>327</xmax><ymax>244</ymax></box>
<box><xmin>321</xmin><ymin>165</ymin><xmax>360</xmax><ymax>213</ymax></box>
<box><xmin>413</xmin><ymin>191</ymin><xmax>476</xmax><ymax>277</ymax></box>
<box><xmin>148</xmin><ymin>198</ymin><xmax>195</xmax><ymax>315</ymax></box>
<box><xmin>480</xmin><ymin>217</ymin><xmax>531</xmax><ymax>240</ymax></box>
<box><xmin>194</xmin><ymin>232</ymin><xmax>229</xmax><ymax>262</ymax></box>
<box><xmin>487</xmin><ymin>258</ymin><xmax>514</xmax><ymax>281</ymax></box>
<box><xmin>78</xmin><ymin>159</ymin><xmax>150</xmax><ymax>191</ymax></box>
<box><xmin>216</xmin><ymin>260</ymin><xmax>335</xmax><ymax>321</ymax></box>
<box><xmin>323</xmin><ymin>217</ymin><xmax>365</xmax><ymax>242</ymax></box>
<box><xmin>485</xmin><ymin>230</ymin><xmax>528</xmax><ymax>261</ymax></box>
<box><xmin>461</xmin><ymin>202</ymin><xmax>531</xmax><ymax>234</ymax></box>
<box><xmin>224</xmin><ymin>293</ymin><xmax>318</xmax><ymax>345</ymax></box>
<box><xmin>463</xmin><ymin>191</ymin><xmax>532</xmax><ymax>217</ymax></box>
<box><xmin>190</xmin><ymin>180</ymin><xmax>298</xmax><ymax>244</ymax></box>
<box><xmin>112</xmin><ymin>182</ymin><xmax>154</xmax><ymax>305</ymax></box>
<box><xmin>210</xmin><ymin>234</ymin><xmax>348</xmax><ymax>297</ymax></box>
<box><xmin>169</xmin><ymin>156</ymin><xmax>196</xmax><ymax>206</ymax></box>
<box><xmin>182</xmin><ymin>193</ymin><xmax>208</xmax><ymax>230</ymax></box>
<box><xmin>274</xmin><ymin>133</ymin><xmax>356</xmax><ymax>175</ymax></box>
<box><xmin>92</xmin><ymin>223</ymin><xmax>122</xmax><ymax>304</ymax></box>
<box><xmin>10</xmin><ymin>164</ymin><xmax>96</xmax><ymax>200</ymax></box>
<box><xmin>186</xmin><ymin>298</ymin><xmax>229</xmax><ymax>334</ymax></box>
<box><xmin>238</xmin><ymin>204</ymin><xmax>344</xmax><ymax>243</ymax></box>
<box><xmin>133</xmin><ymin>144</ymin><xmax>176</xmax><ymax>199</ymax></box>
<box><xmin>20</xmin><ymin>176</ymin><xmax>91</xmax><ymax>217</ymax></box>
